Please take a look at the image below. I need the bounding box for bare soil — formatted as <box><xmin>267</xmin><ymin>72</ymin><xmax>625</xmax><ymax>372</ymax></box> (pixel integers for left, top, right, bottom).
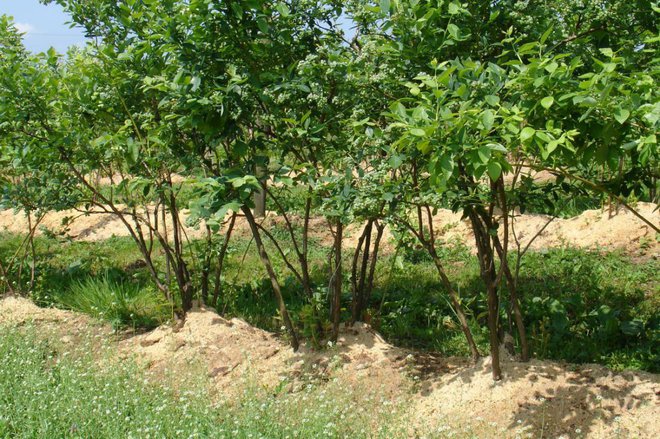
<box><xmin>1</xmin><ymin>297</ymin><xmax>657</xmax><ymax>438</ymax></box>
<box><xmin>1</xmin><ymin>203</ymin><xmax>658</xmax><ymax>259</ymax></box>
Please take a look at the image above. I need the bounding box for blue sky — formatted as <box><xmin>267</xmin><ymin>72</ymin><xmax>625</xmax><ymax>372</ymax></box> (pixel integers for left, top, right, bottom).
<box><xmin>0</xmin><ymin>0</ymin><xmax>88</xmax><ymax>53</ymax></box>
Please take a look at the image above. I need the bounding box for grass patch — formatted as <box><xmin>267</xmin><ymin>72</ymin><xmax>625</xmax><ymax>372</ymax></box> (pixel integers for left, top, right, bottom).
<box><xmin>57</xmin><ymin>275</ymin><xmax>171</xmax><ymax>330</ymax></box>
<box><xmin>0</xmin><ymin>325</ymin><xmax>408</xmax><ymax>438</ymax></box>
<box><xmin>1</xmin><ymin>226</ymin><xmax>657</xmax><ymax>372</ymax></box>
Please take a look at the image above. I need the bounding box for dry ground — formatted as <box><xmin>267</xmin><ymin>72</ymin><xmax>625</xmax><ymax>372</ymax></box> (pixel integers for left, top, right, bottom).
<box><xmin>1</xmin><ymin>297</ymin><xmax>657</xmax><ymax>438</ymax></box>
<box><xmin>1</xmin><ymin>202</ymin><xmax>658</xmax><ymax>258</ymax></box>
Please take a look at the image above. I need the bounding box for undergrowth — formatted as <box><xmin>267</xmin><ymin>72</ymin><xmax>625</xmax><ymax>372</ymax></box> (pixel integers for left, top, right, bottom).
<box><xmin>57</xmin><ymin>275</ymin><xmax>171</xmax><ymax>330</ymax></box>
<box><xmin>0</xmin><ymin>228</ymin><xmax>657</xmax><ymax>372</ymax></box>
<box><xmin>0</xmin><ymin>325</ymin><xmax>407</xmax><ymax>438</ymax></box>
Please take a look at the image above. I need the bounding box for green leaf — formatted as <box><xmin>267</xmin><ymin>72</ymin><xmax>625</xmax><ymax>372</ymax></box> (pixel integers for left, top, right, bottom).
<box><xmin>520</xmin><ymin>127</ymin><xmax>536</xmax><ymax>142</ymax></box>
<box><xmin>417</xmin><ymin>140</ymin><xmax>431</xmax><ymax>154</ymax></box>
<box><xmin>392</xmin><ymin>102</ymin><xmax>407</xmax><ymax>119</ymax></box>
<box><xmin>455</xmin><ymin>84</ymin><xmax>468</xmax><ymax>99</ymax></box>
<box><xmin>380</xmin><ymin>0</ymin><xmax>391</xmax><ymax>14</ymax></box>
<box><xmin>256</xmin><ymin>17</ymin><xmax>269</xmax><ymax>33</ymax></box>
<box><xmin>540</xmin><ymin>27</ymin><xmax>553</xmax><ymax>44</ymax></box>
<box><xmin>411</xmin><ymin>106</ymin><xmax>428</xmax><ymax>121</ymax></box>
<box><xmin>217</xmin><ymin>201</ymin><xmax>241</xmax><ymax>218</ymax></box>
<box><xmin>545</xmin><ymin>61</ymin><xmax>558</xmax><ymax>73</ymax></box>
<box><xmin>486</xmin><ymin>143</ymin><xmax>507</xmax><ymax>153</ymax></box>
<box><xmin>447</xmin><ymin>24</ymin><xmax>459</xmax><ymax>39</ymax></box>
<box><xmin>599</xmin><ymin>48</ymin><xmax>614</xmax><ymax>58</ymax></box>
<box><xmin>621</xmin><ymin>141</ymin><xmax>637</xmax><ymax>151</ymax></box>
<box><xmin>487</xmin><ymin>162</ymin><xmax>502</xmax><ymax>181</ymax></box>
<box><xmin>126</xmin><ymin>138</ymin><xmax>139</xmax><ymax>164</ymax></box>
<box><xmin>231</xmin><ymin>3</ymin><xmax>244</xmax><ymax>17</ymax></box>
<box><xmin>540</xmin><ymin>96</ymin><xmax>554</xmax><ymax>109</ymax></box>
<box><xmin>276</xmin><ymin>3</ymin><xmax>291</xmax><ymax>17</ymax></box>
<box><xmin>448</xmin><ymin>2</ymin><xmax>460</xmax><ymax>14</ymax></box>
<box><xmin>613</xmin><ymin>108</ymin><xmax>630</xmax><ymax>124</ymax></box>
<box><xmin>535</xmin><ymin>131</ymin><xmax>551</xmax><ymax>143</ymax></box>
<box><xmin>410</xmin><ymin>128</ymin><xmax>427</xmax><ymax>137</ymax></box>
<box><xmin>485</xmin><ymin>95</ymin><xmax>500</xmax><ymax>106</ymax></box>
<box><xmin>439</xmin><ymin>154</ymin><xmax>454</xmax><ymax>178</ymax></box>
<box><xmin>439</xmin><ymin>107</ymin><xmax>453</xmax><ymax>120</ymax></box>
<box><xmin>389</xmin><ymin>155</ymin><xmax>403</xmax><ymax>169</ymax></box>
<box><xmin>481</xmin><ymin>109</ymin><xmax>495</xmax><ymax>130</ymax></box>
<box><xmin>477</xmin><ymin>145</ymin><xmax>491</xmax><ymax>164</ymax></box>
<box><xmin>231</xmin><ymin>177</ymin><xmax>246</xmax><ymax>188</ymax></box>
<box><xmin>546</xmin><ymin>139</ymin><xmax>560</xmax><ymax>155</ymax></box>
<box><xmin>190</xmin><ymin>76</ymin><xmax>201</xmax><ymax>92</ymax></box>
<box><xmin>602</xmin><ymin>63</ymin><xmax>616</xmax><ymax>73</ymax></box>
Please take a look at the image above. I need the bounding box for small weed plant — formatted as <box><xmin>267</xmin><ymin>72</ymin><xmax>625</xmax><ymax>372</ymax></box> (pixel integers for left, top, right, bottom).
<box><xmin>0</xmin><ymin>325</ymin><xmax>410</xmax><ymax>438</ymax></box>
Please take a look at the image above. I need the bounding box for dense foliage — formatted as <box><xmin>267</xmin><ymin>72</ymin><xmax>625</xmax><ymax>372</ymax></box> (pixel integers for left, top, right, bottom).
<box><xmin>0</xmin><ymin>1</ymin><xmax>658</xmax><ymax>380</ymax></box>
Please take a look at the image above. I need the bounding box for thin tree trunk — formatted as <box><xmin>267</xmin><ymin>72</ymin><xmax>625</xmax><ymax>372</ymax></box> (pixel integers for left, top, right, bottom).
<box><xmin>331</xmin><ymin>221</ymin><xmax>343</xmax><ymax>342</ymax></box>
<box><xmin>0</xmin><ymin>257</ymin><xmax>14</xmax><ymax>296</ymax></box>
<box><xmin>482</xmin><ymin>209</ymin><xmax>536</xmax><ymax>363</ymax></box>
<box><xmin>242</xmin><ymin>206</ymin><xmax>299</xmax><ymax>350</ymax></box>
<box><xmin>167</xmin><ymin>191</ymin><xmax>193</xmax><ymax>312</ymax></box>
<box><xmin>201</xmin><ymin>225</ymin><xmax>213</xmax><ymax>305</ymax></box>
<box><xmin>59</xmin><ymin>152</ymin><xmax>173</xmax><ymax>299</ymax></box>
<box><xmin>352</xmin><ymin>220</ymin><xmax>373</xmax><ymax>322</ymax></box>
<box><xmin>301</xmin><ymin>190</ymin><xmax>313</xmax><ymax>297</ymax></box>
<box><xmin>350</xmin><ymin>222</ymin><xmax>369</xmax><ymax>323</ymax></box>
<box><xmin>161</xmin><ymin>203</ymin><xmax>172</xmax><ymax>292</ymax></box>
<box><xmin>363</xmin><ymin>221</ymin><xmax>385</xmax><ymax>311</ymax></box>
<box><xmin>429</xmin><ymin>253</ymin><xmax>481</xmax><ymax>363</ymax></box>
<box><xmin>254</xmin><ymin>165</ymin><xmax>267</xmax><ymax>218</ymax></box>
<box><xmin>486</xmin><ymin>276</ymin><xmax>502</xmax><ymax>380</ymax></box>
<box><xmin>212</xmin><ymin>213</ymin><xmax>237</xmax><ymax>309</ymax></box>
<box><xmin>395</xmin><ymin>209</ymin><xmax>480</xmax><ymax>363</ymax></box>
<box><xmin>264</xmin><ymin>185</ymin><xmax>313</xmax><ymax>297</ymax></box>
<box><xmin>469</xmin><ymin>212</ymin><xmax>502</xmax><ymax>380</ymax></box>
<box><xmin>492</xmin><ymin>241</ymin><xmax>530</xmax><ymax>362</ymax></box>
<box><xmin>491</xmin><ymin>181</ymin><xmax>530</xmax><ymax>362</ymax></box>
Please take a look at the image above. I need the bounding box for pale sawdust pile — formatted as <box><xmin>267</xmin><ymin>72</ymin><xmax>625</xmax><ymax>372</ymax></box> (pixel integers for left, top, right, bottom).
<box><xmin>426</xmin><ymin>202</ymin><xmax>659</xmax><ymax>256</ymax></box>
<box><xmin>1</xmin><ymin>203</ymin><xmax>657</xmax><ymax>258</ymax></box>
<box><xmin>414</xmin><ymin>356</ymin><xmax>659</xmax><ymax>438</ymax></box>
<box><xmin>1</xmin><ymin>296</ymin><xmax>658</xmax><ymax>438</ymax></box>
<box><xmin>0</xmin><ymin>295</ymin><xmax>90</xmax><ymax>327</ymax></box>
<box><xmin>120</xmin><ymin>307</ymin><xmax>295</xmax><ymax>398</ymax></box>
<box><xmin>121</xmin><ymin>308</ymin><xmax>409</xmax><ymax>400</ymax></box>
<box><xmin>0</xmin><ymin>205</ymin><xmax>207</xmax><ymax>242</ymax></box>
<box><xmin>0</xmin><ymin>296</ymin><xmax>107</xmax><ymax>349</ymax></box>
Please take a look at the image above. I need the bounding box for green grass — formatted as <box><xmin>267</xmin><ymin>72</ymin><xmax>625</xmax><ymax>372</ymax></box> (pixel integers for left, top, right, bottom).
<box><xmin>1</xmin><ymin>223</ymin><xmax>658</xmax><ymax>372</ymax></box>
<box><xmin>0</xmin><ymin>325</ymin><xmax>408</xmax><ymax>438</ymax></box>
<box><xmin>371</xmin><ymin>245</ymin><xmax>659</xmax><ymax>371</ymax></box>
<box><xmin>57</xmin><ymin>275</ymin><xmax>171</xmax><ymax>329</ymax></box>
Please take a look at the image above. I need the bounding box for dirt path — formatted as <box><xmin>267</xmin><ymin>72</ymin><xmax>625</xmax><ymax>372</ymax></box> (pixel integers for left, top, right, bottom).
<box><xmin>1</xmin><ymin>297</ymin><xmax>657</xmax><ymax>438</ymax></box>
